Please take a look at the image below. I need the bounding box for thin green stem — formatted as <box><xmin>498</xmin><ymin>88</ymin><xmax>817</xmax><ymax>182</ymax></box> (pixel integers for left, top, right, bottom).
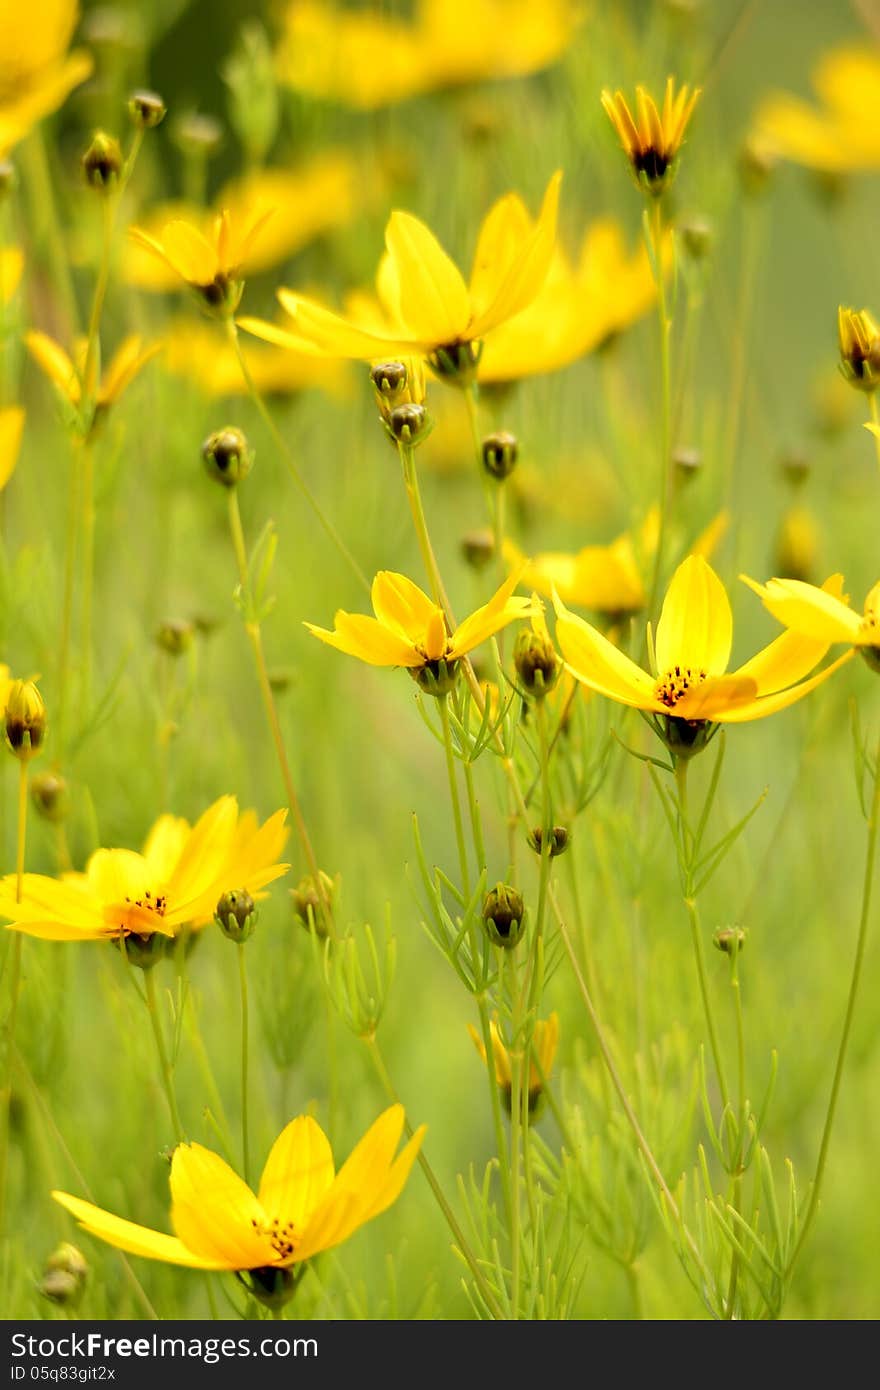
<box><xmin>79</xmin><ymin>440</ymin><xmax>95</xmax><ymax>713</ymax></box>
<box><xmin>647</xmin><ymin>199</ymin><xmax>673</xmax><ymax>620</ymax></box>
<box><xmin>55</xmin><ymin>448</ymin><xmax>80</xmax><ymax>758</ymax></box>
<box><xmin>0</xmin><ymin>762</ymin><xmax>29</xmax><ymax>1236</ymax></box>
<box><xmin>788</xmin><ymin>729</ymin><xmax>880</xmax><ymax>1275</ymax></box>
<box><xmin>364</xmin><ymin>1034</ymin><xmax>507</xmax><ymax>1320</ymax></box>
<box><xmin>226</xmin><ymin>488</ymin><xmax>334</xmax><ymax>937</ymax></box>
<box><xmin>227</xmin><ymin>319</ymin><xmax>369</xmax><ymax>592</ymax></box>
<box><xmin>238</xmin><ymin>943</ymin><xmax>251</xmax><ymax>1185</ymax></box>
<box><xmin>143</xmin><ymin>968</ymin><xmax>185</xmax><ymax>1142</ymax></box>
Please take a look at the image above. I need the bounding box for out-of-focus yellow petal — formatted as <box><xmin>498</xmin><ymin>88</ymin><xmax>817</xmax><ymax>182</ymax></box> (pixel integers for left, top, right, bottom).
<box><xmin>655</xmin><ymin>556</ymin><xmax>732</xmax><ymax>676</ymax></box>
<box><xmin>0</xmin><ymin>247</ymin><xmax>23</xmax><ymax>304</ymax></box>
<box><xmin>26</xmin><ymin>330</ymin><xmax>79</xmax><ymax>403</ymax></box>
<box><xmin>0</xmin><ymin>405</ymin><xmax>24</xmax><ymax>490</ymax></box>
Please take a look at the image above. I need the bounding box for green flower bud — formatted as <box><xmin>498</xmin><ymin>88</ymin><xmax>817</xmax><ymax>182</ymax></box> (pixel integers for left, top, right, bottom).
<box><xmin>387</xmin><ymin>402</ymin><xmax>432</xmax><ymax>446</ymax></box>
<box><xmin>215</xmin><ymin>889</ymin><xmax>257</xmax><ymax>943</ymax></box>
<box><xmin>527</xmin><ymin>825</ymin><xmax>570</xmax><ymax>857</ymax></box>
<box><xmin>202</xmin><ymin>426</ymin><xmax>253</xmax><ymax>487</ymax></box>
<box><xmin>155</xmin><ymin>618</ymin><xmax>195</xmax><ymax>657</ymax></box>
<box><xmin>678</xmin><ymin>215</ymin><xmax>713</xmax><ymax>261</ymax></box>
<box><xmin>713</xmin><ymin>925</ymin><xmax>747</xmax><ymax>955</ymax></box>
<box><xmin>427</xmin><ymin>340</ymin><xmax>481</xmax><ymax>386</ymax></box>
<box><xmin>243</xmin><ymin>1264</ymin><xmax>301</xmax><ymax>1311</ymax></box>
<box><xmin>482</xmin><ymin>430</ymin><xmax>518</xmax><ymax>481</ymax></box>
<box><xmin>460</xmin><ymin>528</ymin><xmax>495</xmax><ymax>571</ymax></box>
<box><xmin>128</xmin><ymin>90</ymin><xmax>167</xmax><ymax>130</ymax></box>
<box><xmin>672</xmin><ymin>446</ymin><xmax>701</xmax><ymax>481</ymax></box>
<box><xmin>5</xmin><ymin>680</ymin><xmax>47</xmax><ymax>761</ymax></box>
<box><xmin>482</xmin><ymin>883</ymin><xmax>526</xmax><ymax>949</ymax></box>
<box><xmin>513</xmin><ymin>625</ymin><xmax>559</xmax><ymax>699</ymax></box>
<box><xmin>173</xmin><ymin>111</ymin><xmax>223</xmax><ymax>158</ymax></box>
<box><xmin>30</xmin><ymin>770</ymin><xmax>69</xmax><ymax>823</ymax></box>
<box><xmin>82</xmin><ymin>131</ymin><xmax>123</xmax><ymax>191</ymax></box>
<box><xmin>41</xmin><ymin>1242</ymin><xmax>89</xmax><ymax>1304</ymax></box>
<box><xmin>370</xmin><ymin>361</ymin><xmax>408</xmax><ymax>399</ymax></box>
<box><xmin>117</xmin><ymin>931</ymin><xmax>169</xmax><ymax>971</ymax></box>
<box><xmin>662</xmin><ymin>715</ymin><xmax>713</xmax><ymax>761</ymax></box>
<box><xmin>410</xmin><ymin>657</ymin><xmax>459</xmax><ymax>698</ymax></box>
<box><xmin>290</xmin><ymin>870</ymin><xmax>337</xmax><ymax>937</ymax></box>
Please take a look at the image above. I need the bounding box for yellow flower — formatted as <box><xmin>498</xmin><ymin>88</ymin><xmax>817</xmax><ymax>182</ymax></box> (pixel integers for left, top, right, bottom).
<box><xmin>128</xmin><ymin>207</ymin><xmax>274</xmax><ymax>314</ymax></box>
<box><xmin>752</xmin><ymin>46</ymin><xmax>880</xmax><ymax>173</ymax></box>
<box><xmin>0</xmin><ymin>796</ymin><xmax>289</xmax><ymax>943</ymax></box>
<box><xmin>478</xmin><ymin>217</ymin><xmax>670</xmax><ymax>384</ymax></box>
<box><xmin>555</xmin><ymin>555</ymin><xmax>854</xmax><ymax>755</ymax></box>
<box><xmin>25</xmin><ymin>331</ymin><xmax>160</xmax><ymax>428</ymax></box>
<box><xmin>305</xmin><ymin>569</ymin><xmax>533</xmax><ymax>694</ymax></box>
<box><xmin>838</xmin><ymin>306</ymin><xmax>880</xmax><ymax>392</ymax></box>
<box><xmin>0</xmin><ymin>247</ymin><xmax>23</xmax><ymax>304</ymax></box>
<box><xmin>0</xmin><ymin>405</ymin><xmax>24</xmax><ymax>491</ymax></box>
<box><xmin>239</xmin><ymin>171</ymin><xmax>562</xmax><ymax>384</ymax></box>
<box><xmin>0</xmin><ymin>0</ymin><xmax>92</xmax><ymax>156</ymax></box>
<box><xmin>274</xmin><ymin>0</ymin><xmax>580</xmax><ymax>110</ymax></box>
<box><xmin>741</xmin><ymin>572</ymin><xmax>880</xmax><ymax>674</ymax></box>
<box><xmin>601</xmin><ymin>78</ymin><xmax>701</xmax><ymax>195</ymax></box>
<box><xmin>53</xmin><ymin>1104</ymin><xmax>425</xmax><ymax>1283</ymax></box>
<box><xmin>125</xmin><ymin>155</ymin><xmax>359</xmax><ymax>291</ymax></box>
<box><xmin>468</xmin><ymin>1013</ymin><xmax>559</xmax><ymax>1113</ymax></box>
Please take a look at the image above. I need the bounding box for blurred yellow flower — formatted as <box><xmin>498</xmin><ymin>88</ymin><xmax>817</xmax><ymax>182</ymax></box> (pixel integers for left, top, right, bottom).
<box><xmin>556</xmin><ymin>556</ymin><xmax>853</xmax><ymax>748</ymax></box>
<box><xmin>838</xmin><ymin>305</ymin><xmax>880</xmax><ymax>392</ymax></box>
<box><xmin>0</xmin><ymin>0</ymin><xmax>92</xmax><ymax>155</ymax></box>
<box><xmin>0</xmin><ymin>405</ymin><xmax>24</xmax><ymax>491</ymax></box>
<box><xmin>0</xmin><ymin>796</ymin><xmax>289</xmax><ymax>942</ymax></box>
<box><xmin>275</xmin><ymin>0</ymin><xmax>581</xmax><ymax>110</ymax></box>
<box><xmin>601</xmin><ymin>78</ymin><xmax>701</xmax><ymax>195</ymax></box>
<box><xmin>161</xmin><ymin>319</ymin><xmax>350</xmax><ymax>399</ymax></box>
<box><xmin>129</xmin><ymin>207</ymin><xmax>273</xmax><ymax>314</ymax></box>
<box><xmin>26</xmin><ymin>331</ymin><xmax>160</xmax><ymax>417</ymax></box>
<box><xmin>53</xmin><ymin>1104</ymin><xmax>424</xmax><ymax>1279</ymax></box>
<box><xmin>479</xmin><ymin>217</ymin><xmax>669</xmax><ymax>383</ymax></box>
<box><xmin>0</xmin><ymin>247</ymin><xmax>23</xmax><ymax>304</ymax></box>
<box><xmin>741</xmin><ymin>572</ymin><xmax>880</xmax><ymax>672</ymax></box>
<box><xmin>753</xmin><ymin>46</ymin><xmax>880</xmax><ymax>172</ymax></box>
<box><xmin>468</xmin><ymin>1013</ymin><xmax>559</xmax><ymax>1113</ymax></box>
<box><xmin>125</xmin><ymin>154</ymin><xmax>359</xmax><ymax>291</ymax></box>
<box><xmin>239</xmin><ymin>171</ymin><xmax>562</xmax><ymax>384</ymax></box>
<box><xmin>306</xmin><ymin>569</ymin><xmax>534</xmax><ymax>689</ymax></box>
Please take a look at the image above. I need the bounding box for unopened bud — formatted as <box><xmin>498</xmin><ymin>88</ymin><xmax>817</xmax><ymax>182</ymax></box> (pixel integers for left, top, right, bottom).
<box><xmin>82</xmin><ymin>131</ymin><xmax>123</xmax><ymax>191</ymax></box>
<box><xmin>513</xmin><ymin>625</ymin><xmax>559</xmax><ymax>698</ymax></box>
<box><xmin>678</xmin><ymin>216</ymin><xmax>713</xmax><ymax>261</ymax></box>
<box><xmin>291</xmin><ymin>870</ymin><xmax>337</xmax><ymax>937</ymax></box>
<box><xmin>39</xmin><ymin>1243</ymin><xmax>89</xmax><ymax>1306</ymax></box>
<box><xmin>387</xmin><ymin>402</ymin><xmax>431</xmax><ymax>446</ymax></box>
<box><xmin>460</xmin><ymin>528</ymin><xmax>495</xmax><ymax>570</ymax></box>
<box><xmin>713</xmin><ymin>925</ymin><xmax>747</xmax><ymax>955</ymax></box>
<box><xmin>30</xmin><ymin>770</ymin><xmax>69</xmax><ymax>823</ymax></box>
<box><xmin>215</xmin><ymin>888</ymin><xmax>257</xmax><ymax>943</ymax></box>
<box><xmin>155</xmin><ymin>618</ymin><xmax>195</xmax><ymax>657</ymax></box>
<box><xmin>128</xmin><ymin>90</ymin><xmax>167</xmax><ymax>130</ymax></box>
<box><xmin>173</xmin><ymin>111</ymin><xmax>223</xmax><ymax>158</ymax></box>
<box><xmin>527</xmin><ymin>825</ymin><xmax>569</xmax><ymax>857</ymax></box>
<box><xmin>370</xmin><ymin>361</ymin><xmax>407</xmax><ymax>399</ymax></box>
<box><xmin>482</xmin><ymin>883</ymin><xmax>526</xmax><ymax>949</ymax></box>
<box><xmin>0</xmin><ymin>161</ymin><xmax>16</xmax><ymax>199</ymax></box>
<box><xmin>117</xmin><ymin>931</ymin><xmax>169</xmax><ymax>970</ymax></box>
<box><xmin>779</xmin><ymin>449</ymin><xmax>810</xmax><ymax>487</ymax></box>
<box><xmin>672</xmin><ymin>446</ymin><xmax>701</xmax><ymax>481</ymax></box>
<box><xmin>202</xmin><ymin>426</ymin><xmax>253</xmax><ymax>486</ymax></box>
<box><xmin>482</xmin><ymin>431</ymin><xmax>518</xmax><ymax>481</ymax></box>
<box><xmin>5</xmin><ymin>681</ymin><xmax>46</xmax><ymax>760</ymax></box>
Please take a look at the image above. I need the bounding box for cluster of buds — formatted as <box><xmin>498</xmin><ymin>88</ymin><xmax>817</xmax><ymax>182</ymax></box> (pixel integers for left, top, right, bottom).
<box><xmin>370</xmin><ymin>360</ymin><xmax>433</xmax><ymax>447</ymax></box>
<box><xmin>202</xmin><ymin>426</ymin><xmax>254</xmax><ymax>487</ymax></box>
<box><xmin>838</xmin><ymin>307</ymin><xmax>880</xmax><ymax>393</ymax></box>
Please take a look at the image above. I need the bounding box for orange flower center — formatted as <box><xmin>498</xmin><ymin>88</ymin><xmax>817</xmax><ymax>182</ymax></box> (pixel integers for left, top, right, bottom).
<box><xmin>654</xmin><ymin>665</ymin><xmax>708</xmax><ymax>709</ymax></box>
<box><xmin>102</xmin><ymin>890</ymin><xmax>167</xmax><ymax>937</ymax></box>
<box><xmin>251</xmin><ymin>1214</ymin><xmax>299</xmax><ymax>1261</ymax></box>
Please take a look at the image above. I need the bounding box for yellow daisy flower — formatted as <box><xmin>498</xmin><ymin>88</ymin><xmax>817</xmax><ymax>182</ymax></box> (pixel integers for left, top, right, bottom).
<box><xmin>25</xmin><ymin>331</ymin><xmax>160</xmax><ymax>430</ymax></box>
<box><xmin>601</xmin><ymin>78</ymin><xmax>701</xmax><ymax>195</ymax></box>
<box><xmin>128</xmin><ymin>207</ymin><xmax>274</xmax><ymax>315</ymax></box>
<box><xmin>0</xmin><ymin>796</ymin><xmax>289</xmax><ymax>943</ymax></box>
<box><xmin>305</xmin><ymin>569</ymin><xmax>533</xmax><ymax>694</ymax></box>
<box><xmin>0</xmin><ymin>405</ymin><xmax>24</xmax><ymax>491</ymax></box>
<box><xmin>239</xmin><ymin>171</ymin><xmax>562</xmax><ymax>385</ymax></box>
<box><xmin>555</xmin><ymin>555</ymin><xmax>854</xmax><ymax>757</ymax></box>
<box><xmin>53</xmin><ymin>1104</ymin><xmax>425</xmax><ymax>1297</ymax></box>
<box><xmin>741</xmin><ymin>572</ymin><xmax>880</xmax><ymax>674</ymax></box>
<box><xmin>468</xmin><ymin>1013</ymin><xmax>559</xmax><ymax>1114</ymax></box>
<box><xmin>0</xmin><ymin>0</ymin><xmax>92</xmax><ymax>156</ymax></box>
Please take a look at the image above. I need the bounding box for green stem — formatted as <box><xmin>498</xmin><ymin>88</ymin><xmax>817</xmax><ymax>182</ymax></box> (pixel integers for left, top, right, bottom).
<box><xmin>143</xmin><ymin>968</ymin><xmax>185</xmax><ymax>1142</ymax></box>
<box><xmin>79</xmin><ymin>440</ymin><xmax>95</xmax><ymax>714</ymax></box>
<box><xmin>227</xmin><ymin>319</ymin><xmax>369</xmax><ymax>593</ymax></box>
<box><xmin>646</xmin><ymin>199</ymin><xmax>673</xmax><ymax>620</ymax></box>
<box><xmin>238</xmin><ymin>943</ymin><xmax>251</xmax><ymax>1185</ymax></box>
<box><xmin>787</xmin><ymin>729</ymin><xmax>880</xmax><ymax>1275</ymax></box>
<box><xmin>55</xmin><ymin>447</ymin><xmax>80</xmax><ymax>758</ymax></box>
<box><xmin>0</xmin><ymin>762</ymin><xmax>29</xmax><ymax>1236</ymax></box>
<box><xmin>364</xmin><ymin>1035</ymin><xmax>507</xmax><ymax>1320</ymax></box>
<box><xmin>226</xmin><ymin>488</ymin><xmax>334</xmax><ymax>937</ymax></box>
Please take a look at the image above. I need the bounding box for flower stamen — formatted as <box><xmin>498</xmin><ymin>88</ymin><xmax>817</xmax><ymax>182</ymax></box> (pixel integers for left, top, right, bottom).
<box><xmin>654</xmin><ymin>664</ymin><xmax>708</xmax><ymax>709</ymax></box>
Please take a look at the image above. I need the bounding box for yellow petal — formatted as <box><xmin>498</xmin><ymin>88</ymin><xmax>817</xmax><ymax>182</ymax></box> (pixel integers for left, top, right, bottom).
<box><xmin>0</xmin><ymin>405</ymin><xmax>24</xmax><ymax>490</ymax></box>
<box><xmin>258</xmin><ymin>1115</ymin><xmax>335</xmax><ymax>1232</ymax></box>
<box><xmin>740</xmin><ymin>574</ymin><xmax>861</xmax><ymax>643</ymax></box>
<box><xmin>170</xmin><ymin>1143</ymin><xmax>270</xmax><ymax>1269</ymax></box>
<box><xmin>276</xmin><ymin>290</ymin><xmax>421</xmax><ymax>358</ymax></box>
<box><xmin>554</xmin><ymin>594</ymin><xmax>657</xmax><ymax>709</ymax></box>
<box><xmin>384</xmin><ymin>210</ymin><xmax>471</xmax><ymax>343</ymax></box>
<box><xmin>655</xmin><ymin>555</ymin><xmax>732</xmax><ymax>676</ymax></box>
<box><xmin>469</xmin><ymin>170</ymin><xmax>562</xmax><ymax>338</ymax></box>
<box><xmin>166</xmin><ymin>796</ymin><xmax>238</xmax><ymax>906</ymax></box>
<box><xmin>468</xmin><ymin>190</ymin><xmax>533</xmax><ymax>320</ymax></box>
<box><xmin>304</xmin><ymin>613</ymin><xmax>421</xmax><ymax>667</ymax></box>
<box><xmin>450</xmin><ymin>570</ymin><xmax>533</xmax><ymax>656</ymax></box>
<box><xmin>718</xmin><ymin>649</ymin><xmax>856</xmax><ymax>723</ymax></box>
<box><xmin>25</xmin><ymin>330</ymin><xmax>79</xmax><ymax>403</ymax></box>
<box><xmin>141</xmin><ymin>814</ymin><xmax>190</xmax><ymax>881</ymax></box>
<box><xmin>371</xmin><ymin>571</ymin><xmax>437</xmax><ymax>642</ymax></box>
<box><xmin>674</xmin><ymin>674</ymin><xmax>758</xmax><ymax>720</ymax></box>
<box><xmin>52</xmin><ymin>1191</ymin><xmax>225</xmax><ymax>1270</ymax></box>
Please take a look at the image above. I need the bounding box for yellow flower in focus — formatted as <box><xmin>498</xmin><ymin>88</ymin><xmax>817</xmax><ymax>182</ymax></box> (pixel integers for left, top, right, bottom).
<box><xmin>556</xmin><ymin>556</ymin><xmax>854</xmax><ymax>757</ymax></box>
<box><xmin>26</xmin><ymin>331</ymin><xmax>160</xmax><ymax>433</ymax></box>
<box><xmin>0</xmin><ymin>405</ymin><xmax>24</xmax><ymax>491</ymax></box>
<box><xmin>752</xmin><ymin>46</ymin><xmax>880</xmax><ymax>173</ymax></box>
<box><xmin>0</xmin><ymin>0</ymin><xmax>92</xmax><ymax>156</ymax></box>
<box><xmin>125</xmin><ymin>155</ymin><xmax>359</xmax><ymax>291</ymax></box>
<box><xmin>274</xmin><ymin>0</ymin><xmax>581</xmax><ymax>110</ymax></box>
<box><xmin>129</xmin><ymin>207</ymin><xmax>274</xmax><ymax>314</ymax></box>
<box><xmin>741</xmin><ymin>572</ymin><xmax>880</xmax><ymax>674</ymax></box>
<box><xmin>53</xmin><ymin>1104</ymin><xmax>425</xmax><ymax>1286</ymax></box>
<box><xmin>305</xmin><ymin>569</ymin><xmax>534</xmax><ymax>694</ymax></box>
<box><xmin>0</xmin><ymin>796</ymin><xmax>289</xmax><ymax>942</ymax></box>
<box><xmin>468</xmin><ymin>1013</ymin><xmax>559</xmax><ymax>1114</ymax></box>
<box><xmin>239</xmin><ymin>171</ymin><xmax>562</xmax><ymax>385</ymax></box>
<box><xmin>601</xmin><ymin>78</ymin><xmax>701</xmax><ymax>195</ymax></box>
<box><xmin>479</xmin><ymin>217</ymin><xmax>670</xmax><ymax>383</ymax></box>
